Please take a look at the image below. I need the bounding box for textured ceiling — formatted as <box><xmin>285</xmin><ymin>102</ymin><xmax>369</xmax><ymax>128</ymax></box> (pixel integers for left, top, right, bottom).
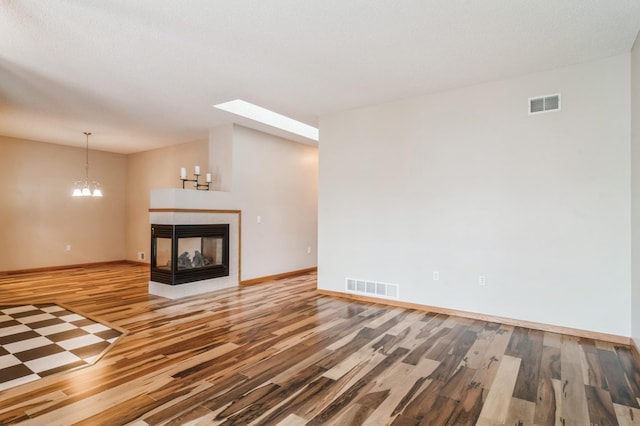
<box><xmin>1</xmin><ymin>1</ymin><xmax>640</xmax><ymax>153</ymax></box>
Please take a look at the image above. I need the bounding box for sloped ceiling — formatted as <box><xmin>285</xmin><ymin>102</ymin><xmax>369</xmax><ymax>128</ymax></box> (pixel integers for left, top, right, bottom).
<box><xmin>1</xmin><ymin>1</ymin><xmax>639</xmax><ymax>153</ymax></box>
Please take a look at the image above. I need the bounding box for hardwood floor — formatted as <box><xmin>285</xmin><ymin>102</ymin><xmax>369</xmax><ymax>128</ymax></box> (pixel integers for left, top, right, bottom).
<box><xmin>0</xmin><ymin>263</ymin><xmax>639</xmax><ymax>425</ymax></box>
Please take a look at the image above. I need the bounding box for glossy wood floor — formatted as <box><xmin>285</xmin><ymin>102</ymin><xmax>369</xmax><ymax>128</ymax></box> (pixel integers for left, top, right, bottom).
<box><xmin>0</xmin><ymin>263</ymin><xmax>639</xmax><ymax>425</ymax></box>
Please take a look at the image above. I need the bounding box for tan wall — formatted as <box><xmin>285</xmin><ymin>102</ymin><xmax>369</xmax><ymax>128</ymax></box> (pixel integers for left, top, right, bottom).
<box><xmin>0</xmin><ymin>135</ymin><xmax>127</xmax><ymax>270</ymax></box>
<box><xmin>125</xmin><ymin>139</ymin><xmax>209</xmax><ymax>262</ymax></box>
<box><xmin>0</xmin><ymin>132</ymin><xmax>315</xmax><ymax>277</ymax></box>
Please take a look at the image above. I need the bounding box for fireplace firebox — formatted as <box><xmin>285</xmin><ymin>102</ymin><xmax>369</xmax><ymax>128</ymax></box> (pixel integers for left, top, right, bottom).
<box><xmin>151</xmin><ymin>224</ymin><xmax>230</xmax><ymax>285</ymax></box>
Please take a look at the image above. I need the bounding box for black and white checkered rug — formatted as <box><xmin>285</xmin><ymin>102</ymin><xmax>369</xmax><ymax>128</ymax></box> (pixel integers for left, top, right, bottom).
<box><xmin>0</xmin><ymin>303</ymin><xmax>123</xmax><ymax>392</ymax></box>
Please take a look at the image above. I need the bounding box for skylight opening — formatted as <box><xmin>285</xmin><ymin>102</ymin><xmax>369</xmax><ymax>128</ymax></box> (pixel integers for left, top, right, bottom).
<box><xmin>213</xmin><ymin>99</ymin><xmax>319</xmax><ymax>141</ymax></box>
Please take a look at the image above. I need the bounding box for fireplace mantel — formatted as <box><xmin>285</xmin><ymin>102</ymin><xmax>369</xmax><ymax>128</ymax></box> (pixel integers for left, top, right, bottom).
<box><xmin>150</xmin><ymin>188</ymin><xmax>239</xmax><ymax>211</ymax></box>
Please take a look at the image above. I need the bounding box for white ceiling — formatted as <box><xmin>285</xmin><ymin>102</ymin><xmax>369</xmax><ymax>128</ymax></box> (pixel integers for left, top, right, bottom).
<box><xmin>2</xmin><ymin>1</ymin><xmax>639</xmax><ymax>154</ymax></box>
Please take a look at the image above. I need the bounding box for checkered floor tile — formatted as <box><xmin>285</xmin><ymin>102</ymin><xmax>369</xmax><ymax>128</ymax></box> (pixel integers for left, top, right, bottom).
<box><xmin>0</xmin><ymin>304</ymin><xmax>123</xmax><ymax>392</ymax></box>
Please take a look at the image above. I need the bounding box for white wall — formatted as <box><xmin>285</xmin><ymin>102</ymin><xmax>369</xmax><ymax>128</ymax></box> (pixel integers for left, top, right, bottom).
<box><xmin>153</xmin><ymin>125</ymin><xmax>319</xmax><ymax>282</ymax></box>
<box><xmin>632</xmin><ymin>31</ymin><xmax>640</xmax><ymax>347</ymax></box>
<box><xmin>150</xmin><ymin>125</ymin><xmax>318</xmax><ymax>281</ymax></box>
<box><xmin>319</xmin><ymin>54</ymin><xmax>631</xmax><ymax>336</ymax></box>
<box><xmin>232</xmin><ymin>126</ymin><xmax>318</xmax><ymax>280</ymax></box>
<box><xmin>209</xmin><ymin>124</ymin><xmax>234</xmax><ymax>192</ymax></box>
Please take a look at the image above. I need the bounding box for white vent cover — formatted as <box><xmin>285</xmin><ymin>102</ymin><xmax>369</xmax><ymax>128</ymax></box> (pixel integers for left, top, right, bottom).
<box><xmin>529</xmin><ymin>94</ymin><xmax>561</xmax><ymax>114</ymax></box>
<box><xmin>346</xmin><ymin>278</ymin><xmax>399</xmax><ymax>300</ymax></box>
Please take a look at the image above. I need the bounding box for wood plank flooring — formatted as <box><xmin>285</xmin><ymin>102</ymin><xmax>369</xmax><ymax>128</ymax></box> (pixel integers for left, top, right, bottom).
<box><xmin>0</xmin><ymin>263</ymin><xmax>639</xmax><ymax>425</ymax></box>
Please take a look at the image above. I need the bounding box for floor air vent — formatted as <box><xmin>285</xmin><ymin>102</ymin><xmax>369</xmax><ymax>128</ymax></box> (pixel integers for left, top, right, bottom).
<box><xmin>346</xmin><ymin>278</ymin><xmax>399</xmax><ymax>299</ymax></box>
<box><xmin>529</xmin><ymin>93</ymin><xmax>560</xmax><ymax>114</ymax></box>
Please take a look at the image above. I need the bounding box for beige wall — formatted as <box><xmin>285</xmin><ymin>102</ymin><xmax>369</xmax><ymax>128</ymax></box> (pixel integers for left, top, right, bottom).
<box><xmin>0</xmin><ymin>135</ymin><xmax>127</xmax><ymax>270</ymax></box>
<box><xmin>125</xmin><ymin>139</ymin><xmax>209</xmax><ymax>262</ymax></box>
<box><xmin>1</xmin><ymin>130</ymin><xmax>317</xmax><ymax>280</ymax></box>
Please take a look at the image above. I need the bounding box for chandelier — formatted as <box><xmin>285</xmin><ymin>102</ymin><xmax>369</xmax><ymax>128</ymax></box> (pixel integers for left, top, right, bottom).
<box><xmin>72</xmin><ymin>132</ymin><xmax>103</xmax><ymax>197</ymax></box>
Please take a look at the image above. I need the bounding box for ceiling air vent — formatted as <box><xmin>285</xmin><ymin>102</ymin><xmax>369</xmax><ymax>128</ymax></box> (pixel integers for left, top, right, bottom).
<box><xmin>529</xmin><ymin>94</ymin><xmax>560</xmax><ymax>115</ymax></box>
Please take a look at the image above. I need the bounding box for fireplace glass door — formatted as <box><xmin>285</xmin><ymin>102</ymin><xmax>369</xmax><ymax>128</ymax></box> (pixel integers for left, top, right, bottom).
<box><xmin>151</xmin><ymin>224</ymin><xmax>230</xmax><ymax>285</ymax></box>
<box><xmin>176</xmin><ymin>236</ymin><xmax>224</xmax><ymax>269</ymax></box>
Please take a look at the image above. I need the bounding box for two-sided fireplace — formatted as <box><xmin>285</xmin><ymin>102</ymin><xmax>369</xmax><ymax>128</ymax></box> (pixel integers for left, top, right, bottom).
<box><xmin>150</xmin><ymin>224</ymin><xmax>230</xmax><ymax>285</ymax></box>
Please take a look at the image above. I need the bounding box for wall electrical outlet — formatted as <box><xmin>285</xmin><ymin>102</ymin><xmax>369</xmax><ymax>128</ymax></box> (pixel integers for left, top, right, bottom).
<box><xmin>479</xmin><ymin>275</ymin><xmax>486</xmax><ymax>286</ymax></box>
<box><xmin>433</xmin><ymin>271</ymin><xmax>439</xmax><ymax>281</ymax></box>
<box><xmin>307</xmin><ymin>246</ymin><xmax>312</xmax><ymax>254</ymax></box>
<box><xmin>65</xmin><ymin>244</ymin><xmax>71</xmax><ymax>252</ymax></box>
<box><xmin>257</xmin><ymin>215</ymin><xmax>262</xmax><ymax>224</ymax></box>
<box><xmin>137</xmin><ymin>252</ymin><xmax>145</xmax><ymax>260</ymax></box>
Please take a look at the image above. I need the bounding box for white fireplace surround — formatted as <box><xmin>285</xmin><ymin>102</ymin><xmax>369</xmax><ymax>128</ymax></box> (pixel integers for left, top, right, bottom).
<box><xmin>148</xmin><ymin>190</ymin><xmax>240</xmax><ymax>299</ymax></box>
